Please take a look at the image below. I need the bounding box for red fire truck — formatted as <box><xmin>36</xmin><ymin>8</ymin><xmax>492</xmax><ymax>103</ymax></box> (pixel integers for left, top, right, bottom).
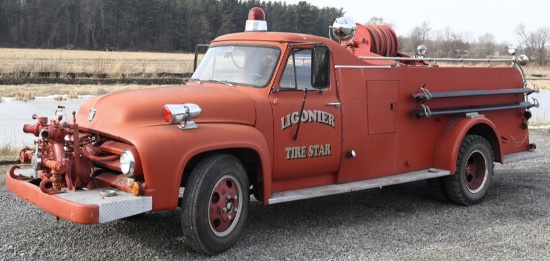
<box><xmin>7</xmin><ymin>7</ymin><xmax>543</xmax><ymax>255</ymax></box>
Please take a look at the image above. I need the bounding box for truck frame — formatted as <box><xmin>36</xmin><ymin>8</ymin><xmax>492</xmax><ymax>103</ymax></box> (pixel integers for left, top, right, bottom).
<box><xmin>6</xmin><ymin>7</ymin><xmax>544</xmax><ymax>255</ymax></box>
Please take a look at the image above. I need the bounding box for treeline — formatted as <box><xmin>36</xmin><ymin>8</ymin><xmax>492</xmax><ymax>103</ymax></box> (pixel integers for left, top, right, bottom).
<box><xmin>0</xmin><ymin>0</ymin><xmax>343</xmax><ymax>52</ymax></box>
<box><xmin>387</xmin><ymin>17</ymin><xmax>549</xmax><ymax>66</ymax></box>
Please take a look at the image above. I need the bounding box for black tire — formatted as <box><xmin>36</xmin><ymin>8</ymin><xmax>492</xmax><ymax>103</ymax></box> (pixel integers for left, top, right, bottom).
<box><xmin>444</xmin><ymin>135</ymin><xmax>494</xmax><ymax>206</ymax></box>
<box><xmin>181</xmin><ymin>154</ymin><xmax>249</xmax><ymax>255</ymax></box>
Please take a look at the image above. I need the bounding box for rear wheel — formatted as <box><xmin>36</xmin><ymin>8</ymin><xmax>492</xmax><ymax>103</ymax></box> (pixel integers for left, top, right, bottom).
<box><xmin>181</xmin><ymin>154</ymin><xmax>249</xmax><ymax>255</ymax></box>
<box><xmin>444</xmin><ymin>135</ymin><xmax>494</xmax><ymax>206</ymax></box>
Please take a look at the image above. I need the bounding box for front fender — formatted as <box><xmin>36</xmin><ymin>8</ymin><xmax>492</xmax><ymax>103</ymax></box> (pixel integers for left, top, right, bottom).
<box><xmin>126</xmin><ymin>123</ymin><xmax>271</xmax><ymax>211</ymax></box>
<box><xmin>433</xmin><ymin>116</ymin><xmax>501</xmax><ymax>174</ymax></box>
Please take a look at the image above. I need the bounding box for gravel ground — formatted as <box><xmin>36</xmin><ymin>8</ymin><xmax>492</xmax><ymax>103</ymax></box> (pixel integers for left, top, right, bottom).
<box><xmin>1</xmin><ymin>129</ymin><xmax>549</xmax><ymax>260</ymax></box>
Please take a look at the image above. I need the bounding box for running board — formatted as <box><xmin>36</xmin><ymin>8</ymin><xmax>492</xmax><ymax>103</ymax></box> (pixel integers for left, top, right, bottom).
<box><xmin>268</xmin><ymin>168</ymin><xmax>450</xmax><ymax>204</ymax></box>
<box><xmin>503</xmin><ymin>150</ymin><xmax>545</xmax><ymax>164</ymax></box>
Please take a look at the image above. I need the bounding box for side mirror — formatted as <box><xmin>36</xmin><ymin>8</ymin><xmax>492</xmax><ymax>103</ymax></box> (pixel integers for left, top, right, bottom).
<box><xmin>311</xmin><ymin>46</ymin><xmax>330</xmax><ymax>89</ymax></box>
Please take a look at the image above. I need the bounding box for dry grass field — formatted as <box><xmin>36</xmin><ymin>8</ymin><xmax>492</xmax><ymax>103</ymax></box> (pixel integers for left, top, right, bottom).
<box><xmin>0</xmin><ymin>48</ymin><xmax>197</xmax><ymax>78</ymax></box>
<box><xmin>0</xmin><ymin>48</ymin><xmax>195</xmax><ymax>102</ymax></box>
<box><xmin>524</xmin><ymin>66</ymin><xmax>550</xmax><ymax>90</ymax></box>
<box><xmin>0</xmin><ymin>83</ymin><xmax>162</xmax><ymax>100</ymax></box>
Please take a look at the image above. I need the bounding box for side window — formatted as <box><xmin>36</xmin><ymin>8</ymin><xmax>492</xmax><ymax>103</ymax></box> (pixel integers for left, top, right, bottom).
<box><xmin>279</xmin><ymin>49</ymin><xmax>312</xmax><ymax>90</ymax></box>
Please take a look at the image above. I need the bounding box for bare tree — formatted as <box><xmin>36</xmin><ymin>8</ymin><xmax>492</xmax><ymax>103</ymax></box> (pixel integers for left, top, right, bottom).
<box><xmin>535</xmin><ymin>27</ymin><xmax>550</xmax><ymax>66</ymax></box>
<box><xmin>365</xmin><ymin>16</ymin><xmax>394</xmax><ymax>28</ymax></box>
<box><xmin>516</xmin><ymin>24</ymin><xmax>532</xmax><ymax>51</ymax></box>
<box><xmin>80</xmin><ymin>0</ymin><xmax>102</xmax><ymax>49</ymax></box>
<box><xmin>517</xmin><ymin>24</ymin><xmax>550</xmax><ymax>66</ymax></box>
<box><xmin>408</xmin><ymin>21</ymin><xmax>431</xmax><ymax>54</ymax></box>
<box><xmin>16</xmin><ymin>0</ymin><xmax>26</xmax><ymax>42</ymax></box>
<box><xmin>184</xmin><ymin>0</ymin><xmax>207</xmax><ymax>51</ymax></box>
<box><xmin>435</xmin><ymin>27</ymin><xmax>469</xmax><ymax>58</ymax></box>
<box><xmin>367</xmin><ymin>16</ymin><xmax>384</xmax><ymax>25</ymax></box>
<box><xmin>478</xmin><ymin>33</ymin><xmax>496</xmax><ymax>57</ymax></box>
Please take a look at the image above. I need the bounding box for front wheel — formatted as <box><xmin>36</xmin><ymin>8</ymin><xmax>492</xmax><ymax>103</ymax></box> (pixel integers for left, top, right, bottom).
<box><xmin>444</xmin><ymin>135</ymin><xmax>494</xmax><ymax>206</ymax></box>
<box><xmin>181</xmin><ymin>154</ymin><xmax>249</xmax><ymax>255</ymax></box>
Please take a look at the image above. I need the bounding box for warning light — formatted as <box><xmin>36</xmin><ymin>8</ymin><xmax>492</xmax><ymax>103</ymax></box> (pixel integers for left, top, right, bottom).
<box><xmin>248</xmin><ymin>7</ymin><xmax>265</xmax><ymax>20</ymax></box>
<box><xmin>245</xmin><ymin>7</ymin><xmax>267</xmax><ymax>32</ymax></box>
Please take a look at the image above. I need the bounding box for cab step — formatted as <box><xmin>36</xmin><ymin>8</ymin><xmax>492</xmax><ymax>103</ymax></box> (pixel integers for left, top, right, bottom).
<box><xmin>268</xmin><ymin>168</ymin><xmax>450</xmax><ymax>204</ymax></box>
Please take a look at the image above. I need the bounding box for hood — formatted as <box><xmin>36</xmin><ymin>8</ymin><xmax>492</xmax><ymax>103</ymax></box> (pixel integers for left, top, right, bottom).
<box><xmin>77</xmin><ymin>85</ymin><xmax>256</xmax><ymax>137</ymax></box>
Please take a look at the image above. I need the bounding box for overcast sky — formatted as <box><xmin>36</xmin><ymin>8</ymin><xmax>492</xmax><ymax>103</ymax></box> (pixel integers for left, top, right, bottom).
<box><xmin>281</xmin><ymin>0</ymin><xmax>547</xmax><ymax>44</ymax></box>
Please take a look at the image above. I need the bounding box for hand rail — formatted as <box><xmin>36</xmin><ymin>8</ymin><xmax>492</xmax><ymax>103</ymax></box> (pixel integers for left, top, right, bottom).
<box><xmin>412</xmin><ymin>102</ymin><xmax>535</xmax><ymax>118</ymax></box>
<box><xmin>358</xmin><ymin>56</ymin><xmax>522</xmax><ymax>67</ymax></box>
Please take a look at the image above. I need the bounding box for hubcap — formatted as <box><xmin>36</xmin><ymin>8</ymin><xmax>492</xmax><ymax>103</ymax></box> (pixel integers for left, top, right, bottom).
<box><xmin>208</xmin><ymin>175</ymin><xmax>242</xmax><ymax>237</ymax></box>
<box><xmin>464</xmin><ymin>149</ymin><xmax>488</xmax><ymax>194</ymax></box>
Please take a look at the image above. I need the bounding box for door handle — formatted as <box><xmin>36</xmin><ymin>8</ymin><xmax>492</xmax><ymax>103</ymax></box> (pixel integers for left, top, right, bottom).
<box><xmin>326</xmin><ymin>102</ymin><xmax>341</xmax><ymax>108</ymax></box>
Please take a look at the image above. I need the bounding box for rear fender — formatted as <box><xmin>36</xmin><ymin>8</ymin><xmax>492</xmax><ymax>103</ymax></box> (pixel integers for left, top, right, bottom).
<box><xmin>433</xmin><ymin>116</ymin><xmax>501</xmax><ymax>173</ymax></box>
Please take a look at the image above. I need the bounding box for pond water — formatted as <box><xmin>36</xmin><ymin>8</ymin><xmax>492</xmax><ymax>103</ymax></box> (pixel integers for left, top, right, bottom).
<box><xmin>531</xmin><ymin>89</ymin><xmax>550</xmax><ymax>123</ymax></box>
<box><xmin>1</xmin><ymin>91</ymin><xmax>550</xmax><ymax>147</ymax></box>
<box><xmin>0</xmin><ymin>95</ymin><xmax>93</xmax><ymax>147</ymax></box>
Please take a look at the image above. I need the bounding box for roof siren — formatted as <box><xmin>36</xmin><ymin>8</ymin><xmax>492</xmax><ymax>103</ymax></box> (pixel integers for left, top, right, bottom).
<box><xmin>245</xmin><ymin>7</ymin><xmax>268</xmax><ymax>32</ymax></box>
<box><xmin>330</xmin><ymin>17</ymin><xmax>356</xmax><ymax>42</ymax></box>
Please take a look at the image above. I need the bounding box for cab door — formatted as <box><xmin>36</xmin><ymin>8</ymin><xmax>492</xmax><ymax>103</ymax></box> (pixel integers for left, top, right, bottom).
<box><xmin>269</xmin><ymin>48</ymin><xmax>342</xmax><ymax>186</ymax></box>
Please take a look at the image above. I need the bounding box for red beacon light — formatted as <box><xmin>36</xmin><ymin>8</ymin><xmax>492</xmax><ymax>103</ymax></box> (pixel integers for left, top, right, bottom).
<box><xmin>162</xmin><ymin>103</ymin><xmax>202</xmax><ymax>130</ymax></box>
<box><xmin>245</xmin><ymin>7</ymin><xmax>267</xmax><ymax>32</ymax></box>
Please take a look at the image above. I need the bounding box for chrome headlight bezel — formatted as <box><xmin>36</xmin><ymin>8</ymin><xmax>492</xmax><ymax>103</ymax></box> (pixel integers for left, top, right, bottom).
<box><xmin>120</xmin><ymin>150</ymin><xmax>135</xmax><ymax>177</ymax></box>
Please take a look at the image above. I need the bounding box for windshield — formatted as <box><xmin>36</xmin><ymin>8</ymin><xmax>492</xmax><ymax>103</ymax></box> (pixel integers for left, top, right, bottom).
<box><xmin>191</xmin><ymin>45</ymin><xmax>280</xmax><ymax>88</ymax></box>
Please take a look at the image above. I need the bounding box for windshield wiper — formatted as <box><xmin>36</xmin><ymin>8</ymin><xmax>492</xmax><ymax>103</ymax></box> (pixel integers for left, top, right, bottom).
<box><xmin>207</xmin><ymin>79</ymin><xmax>235</xmax><ymax>88</ymax></box>
<box><xmin>188</xmin><ymin>78</ymin><xmax>202</xmax><ymax>84</ymax></box>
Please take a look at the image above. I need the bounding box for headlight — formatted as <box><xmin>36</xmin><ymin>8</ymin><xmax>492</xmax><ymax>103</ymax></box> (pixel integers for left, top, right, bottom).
<box><xmin>120</xmin><ymin>150</ymin><xmax>135</xmax><ymax>177</ymax></box>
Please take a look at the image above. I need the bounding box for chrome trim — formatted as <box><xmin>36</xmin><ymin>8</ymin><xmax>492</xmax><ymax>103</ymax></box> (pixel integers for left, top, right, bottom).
<box><xmin>88</xmin><ymin>109</ymin><xmax>96</xmax><ymax>121</ymax></box>
<box><xmin>178</xmin><ymin>120</ymin><xmax>199</xmax><ymax>130</ymax></box>
<box><xmin>268</xmin><ymin>168</ymin><xmax>450</xmax><ymax>204</ymax></box>
<box><xmin>177</xmin><ymin>103</ymin><xmax>201</xmax><ymax>130</ymax></box>
<box><xmin>358</xmin><ymin>56</ymin><xmax>527</xmax><ymax>68</ymax></box>
<box><xmin>335</xmin><ymin>65</ymin><xmax>392</xmax><ymax>69</ymax></box>
<box><xmin>359</xmin><ymin>56</ymin><xmax>517</xmax><ymax>63</ymax></box>
<box><xmin>164</xmin><ymin>103</ymin><xmax>202</xmax><ymax>130</ymax></box>
<box><xmin>330</xmin><ymin>16</ymin><xmax>357</xmax><ymax>41</ymax></box>
<box><xmin>325</xmin><ymin>102</ymin><xmax>341</xmax><ymax>108</ymax></box>
<box><xmin>56</xmin><ymin>189</ymin><xmax>152</xmax><ymax>223</ymax></box>
<box><xmin>120</xmin><ymin>150</ymin><xmax>135</xmax><ymax>177</ymax></box>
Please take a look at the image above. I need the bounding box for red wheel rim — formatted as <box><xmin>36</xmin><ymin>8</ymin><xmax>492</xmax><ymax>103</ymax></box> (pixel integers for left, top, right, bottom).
<box><xmin>464</xmin><ymin>149</ymin><xmax>488</xmax><ymax>193</ymax></box>
<box><xmin>208</xmin><ymin>175</ymin><xmax>243</xmax><ymax>237</ymax></box>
